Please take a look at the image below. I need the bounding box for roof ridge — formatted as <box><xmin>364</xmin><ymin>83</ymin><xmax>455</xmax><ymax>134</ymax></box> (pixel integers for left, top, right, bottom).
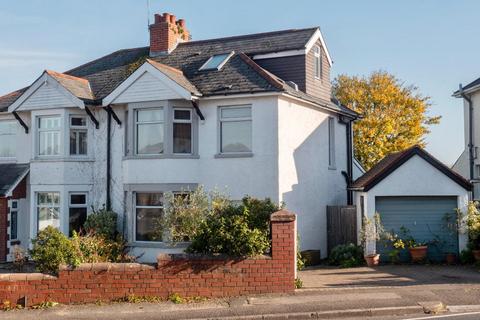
<box><xmin>178</xmin><ymin>27</ymin><xmax>319</xmax><ymax>46</ymax></box>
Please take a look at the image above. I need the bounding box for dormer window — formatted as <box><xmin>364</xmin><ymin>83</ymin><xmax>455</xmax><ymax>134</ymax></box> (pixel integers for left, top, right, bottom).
<box><xmin>314</xmin><ymin>45</ymin><xmax>322</xmax><ymax>79</ymax></box>
<box><xmin>199</xmin><ymin>51</ymin><xmax>234</xmax><ymax>71</ymax></box>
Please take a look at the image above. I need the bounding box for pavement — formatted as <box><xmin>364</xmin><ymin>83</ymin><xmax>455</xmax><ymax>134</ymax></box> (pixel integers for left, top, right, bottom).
<box><xmin>0</xmin><ymin>265</ymin><xmax>479</xmax><ymax>319</ymax></box>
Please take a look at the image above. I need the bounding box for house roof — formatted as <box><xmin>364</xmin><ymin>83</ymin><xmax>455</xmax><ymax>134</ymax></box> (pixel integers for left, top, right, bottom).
<box><xmin>0</xmin><ymin>163</ymin><xmax>29</xmax><ymax>197</ymax></box>
<box><xmin>0</xmin><ymin>27</ymin><xmax>356</xmax><ymax>117</ymax></box>
<box><xmin>453</xmin><ymin>77</ymin><xmax>480</xmax><ymax>97</ymax></box>
<box><xmin>45</xmin><ymin>70</ymin><xmax>95</xmax><ymax>101</ymax></box>
<box><xmin>351</xmin><ymin>145</ymin><xmax>472</xmax><ymax>192</ymax></box>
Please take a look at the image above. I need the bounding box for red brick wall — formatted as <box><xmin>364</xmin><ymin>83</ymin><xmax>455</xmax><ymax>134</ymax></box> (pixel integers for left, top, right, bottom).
<box><xmin>0</xmin><ymin>211</ymin><xmax>296</xmax><ymax>307</ymax></box>
<box><xmin>0</xmin><ymin>198</ymin><xmax>6</xmax><ymax>262</ymax></box>
<box><xmin>11</xmin><ymin>177</ymin><xmax>27</xmax><ymax>200</ymax></box>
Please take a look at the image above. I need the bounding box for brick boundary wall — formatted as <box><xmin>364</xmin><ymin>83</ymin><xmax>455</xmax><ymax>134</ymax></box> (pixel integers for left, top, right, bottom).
<box><xmin>0</xmin><ymin>210</ymin><xmax>296</xmax><ymax>307</ymax></box>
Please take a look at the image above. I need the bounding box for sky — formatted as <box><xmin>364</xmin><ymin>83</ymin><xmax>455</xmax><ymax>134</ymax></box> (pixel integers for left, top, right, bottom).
<box><xmin>0</xmin><ymin>0</ymin><xmax>479</xmax><ymax>165</ymax></box>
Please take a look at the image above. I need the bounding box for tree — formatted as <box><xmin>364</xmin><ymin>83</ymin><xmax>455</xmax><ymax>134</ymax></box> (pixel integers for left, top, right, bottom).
<box><xmin>333</xmin><ymin>71</ymin><xmax>440</xmax><ymax>170</ymax></box>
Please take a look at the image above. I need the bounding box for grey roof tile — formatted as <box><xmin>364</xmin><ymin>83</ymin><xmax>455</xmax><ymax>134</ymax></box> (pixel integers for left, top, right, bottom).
<box><xmin>0</xmin><ymin>163</ymin><xmax>29</xmax><ymax>196</ymax></box>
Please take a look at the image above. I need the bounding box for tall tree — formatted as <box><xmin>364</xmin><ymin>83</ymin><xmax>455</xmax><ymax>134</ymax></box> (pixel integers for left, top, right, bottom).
<box><xmin>333</xmin><ymin>71</ymin><xmax>440</xmax><ymax>171</ymax></box>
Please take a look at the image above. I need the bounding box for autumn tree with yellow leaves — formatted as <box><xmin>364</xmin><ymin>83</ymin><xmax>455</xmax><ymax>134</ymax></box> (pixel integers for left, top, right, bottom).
<box><xmin>333</xmin><ymin>71</ymin><xmax>440</xmax><ymax>171</ymax></box>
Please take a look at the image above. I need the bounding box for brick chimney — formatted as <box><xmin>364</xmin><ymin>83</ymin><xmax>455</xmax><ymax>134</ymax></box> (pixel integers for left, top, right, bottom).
<box><xmin>149</xmin><ymin>13</ymin><xmax>190</xmax><ymax>56</ymax></box>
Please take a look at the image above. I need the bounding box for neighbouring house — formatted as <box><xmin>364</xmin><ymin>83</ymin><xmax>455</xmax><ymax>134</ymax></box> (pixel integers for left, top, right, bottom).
<box><xmin>0</xmin><ymin>12</ymin><xmax>359</xmax><ymax>262</ymax></box>
<box><xmin>351</xmin><ymin>145</ymin><xmax>472</xmax><ymax>262</ymax></box>
<box><xmin>453</xmin><ymin>78</ymin><xmax>480</xmax><ymax>200</ymax></box>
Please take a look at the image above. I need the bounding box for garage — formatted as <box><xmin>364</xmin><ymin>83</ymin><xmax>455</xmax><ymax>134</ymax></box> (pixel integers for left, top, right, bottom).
<box><xmin>376</xmin><ymin>196</ymin><xmax>458</xmax><ymax>262</ymax></box>
<box><xmin>351</xmin><ymin>146</ymin><xmax>472</xmax><ymax>262</ymax></box>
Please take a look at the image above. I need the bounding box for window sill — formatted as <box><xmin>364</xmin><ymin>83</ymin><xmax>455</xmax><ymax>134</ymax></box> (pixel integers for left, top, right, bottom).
<box><xmin>123</xmin><ymin>154</ymin><xmax>200</xmax><ymax>160</ymax></box>
<box><xmin>31</xmin><ymin>157</ymin><xmax>95</xmax><ymax>163</ymax></box>
<box><xmin>215</xmin><ymin>152</ymin><xmax>254</xmax><ymax>159</ymax></box>
<box><xmin>328</xmin><ymin>166</ymin><xmax>337</xmax><ymax>170</ymax></box>
<box><xmin>127</xmin><ymin>241</ymin><xmax>190</xmax><ymax>249</ymax></box>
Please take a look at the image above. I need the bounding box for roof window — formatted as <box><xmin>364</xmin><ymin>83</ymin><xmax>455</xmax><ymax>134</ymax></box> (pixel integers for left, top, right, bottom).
<box><xmin>199</xmin><ymin>51</ymin><xmax>234</xmax><ymax>71</ymax></box>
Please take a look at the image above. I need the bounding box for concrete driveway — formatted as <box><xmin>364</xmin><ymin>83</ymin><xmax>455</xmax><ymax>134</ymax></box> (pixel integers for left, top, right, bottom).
<box><xmin>299</xmin><ymin>265</ymin><xmax>480</xmax><ymax>288</ymax></box>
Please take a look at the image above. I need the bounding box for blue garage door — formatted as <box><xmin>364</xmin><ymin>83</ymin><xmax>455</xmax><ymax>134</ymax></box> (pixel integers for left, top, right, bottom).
<box><xmin>376</xmin><ymin>196</ymin><xmax>458</xmax><ymax>262</ymax></box>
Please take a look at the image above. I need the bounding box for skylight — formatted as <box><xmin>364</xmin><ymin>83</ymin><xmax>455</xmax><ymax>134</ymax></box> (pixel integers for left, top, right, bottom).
<box><xmin>199</xmin><ymin>51</ymin><xmax>234</xmax><ymax>71</ymax></box>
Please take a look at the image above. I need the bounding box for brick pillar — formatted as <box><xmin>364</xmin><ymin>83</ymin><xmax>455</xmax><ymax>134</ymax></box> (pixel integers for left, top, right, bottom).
<box><xmin>0</xmin><ymin>198</ymin><xmax>7</xmax><ymax>262</ymax></box>
<box><xmin>270</xmin><ymin>210</ymin><xmax>297</xmax><ymax>280</ymax></box>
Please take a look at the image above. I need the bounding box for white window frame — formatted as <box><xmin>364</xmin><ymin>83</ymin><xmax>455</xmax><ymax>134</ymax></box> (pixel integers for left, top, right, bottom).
<box><xmin>36</xmin><ymin>192</ymin><xmax>61</xmax><ymax>232</ymax></box>
<box><xmin>199</xmin><ymin>51</ymin><xmax>235</xmax><ymax>71</ymax></box>
<box><xmin>9</xmin><ymin>200</ymin><xmax>18</xmax><ymax>241</ymax></box>
<box><xmin>0</xmin><ymin>120</ymin><xmax>16</xmax><ymax>159</ymax></box>
<box><xmin>134</xmin><ymin>192</ymin><xmax>164</xmax><ymax>243</ymax></box>
<box><xmin>172</xmin><ymin>108</ymin><xmax>193</xmax><ymax>155</ymax></box>
<box><xmin>68</xmin><ymin>192</ymin><xmax>88</xmax><ymax>235</ymax></box>
<box><xmin>37</xmin><ymin>115</ymin><xmax>62</xmax><ymax>157</ymax></box>
<box><xmin>314</xmin><ymin>45</ymin><xmax>322</xmax><ymax>79</ymax></box>
<box><xmin>218</xmin><ymin>105</ymin><xmax>253</xmax><ymax>155</ymax></box>
<box><xmin>328</xmin><ymin>117</ymin><xmax>336</xmax><ymax>169</ymax></box>
<box><xmin>135</xmin><ymin>107</ymin><xmax>165</xmax><ymax>155</ymax></box>
<box><xmin>69</xmin><ymin>116</ymin><xmax>88</xmax><ymax>156</ymax></box>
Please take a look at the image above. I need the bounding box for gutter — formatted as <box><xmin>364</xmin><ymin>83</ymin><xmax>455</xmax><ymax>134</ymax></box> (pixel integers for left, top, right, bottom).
<box><xmin>458</xmin><ymin>84</ymin><xmax>475</xmax><ymax>188</ymax></box>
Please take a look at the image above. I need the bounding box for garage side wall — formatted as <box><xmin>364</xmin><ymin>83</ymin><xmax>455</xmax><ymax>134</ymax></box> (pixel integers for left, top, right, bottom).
<box><xmin>356</xmin><ymin>155</ymin><xmax>469</xmax><ymax>253</ymax></box>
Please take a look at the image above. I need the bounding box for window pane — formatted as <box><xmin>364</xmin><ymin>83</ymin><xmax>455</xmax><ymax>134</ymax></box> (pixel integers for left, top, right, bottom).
<box><xmin>137</xmin><ymin>123</ymin><xmax>164</xmax><ymax>154</ymax></box>
<box><xmin>221</xmin><ymin>107</ymin><xmax>251</xmax><ymax>119</ymax></box>
<box><xmin>10</xmin><ymin>211</ymin><xmax>17</xmax><ymax>240</ymax></box>
<box><xmin>69</xmin><ymin>207</ymin><xmax>87</xmax><ymax>237</ymax></box>
<box><xmin>202</xmin><ymin>54</ymin><xmax>229</xmax><ymax>70</ymax></box>
<box><xmin>70</xmin><ymin>194</ymin><xmax>86</xmax><ymax>205</ymax></box>
<box><xmin>173</xmin><ymin>123</ymin><xmax>192</xmax><ymax>154</ymax></box>
<box><xmin>39</xmin><ymin>117</ymin><xmax>61</xmax><ymax>129</ymax></box>
<box><xmin>137</xmin><ymin>109</ymin><xmax>163</xmax><ymax>122</ymax></box>
<box><xmin>136</xmin><ymin>193</ymin><xmax>163</xmax><ymax>206</ymax></box>
<box><xmin>0</xmin><ymin>121</ymin><xmax>16</xmax><ymax>134</ymax></box>
<box><xmin>174</xmin><ymin>109</ymin><xmax>191</xmax><ymax>120</ymax></box>
<box><xmin>39</xmin><ymin>131</ymin><xmax>60</xmax><ymax>155</ymax></box>
<box><xmin>38</xmin><ymin>206</ymin><xmax>60</xmax><ymax>231</ymax></box>
<box><xmin>221</xmin><ymin>120</ymin><xmax>252</xmax><ymax>153</ymax></box>
<box><xmin>136</xmin><ymin>208</ymin><xmax>163</xmax><ymax>241</ymax></box>
<box><xmin>0</xmin><ymin>135</ymin><xmax>15</xmax><ymax>157</ymax></box>
<box><xmin>71</xmin><ymin>117</ymin><xmax>86</xmax><ymax>127</ymax></box>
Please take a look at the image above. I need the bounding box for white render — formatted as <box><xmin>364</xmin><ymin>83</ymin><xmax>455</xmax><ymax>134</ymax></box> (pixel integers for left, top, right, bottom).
<box><xmin>355</xmin><ymin>154</ymin><xmax>470</xmax><ymax>254</ymax></box>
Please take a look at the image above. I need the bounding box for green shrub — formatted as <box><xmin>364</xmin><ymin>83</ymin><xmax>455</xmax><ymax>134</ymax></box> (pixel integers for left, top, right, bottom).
<box><xmin>84</xmin><ymin>207</ymin><xmax>117</xmax><ymax>240</ymax></box>
<box><xmin>30</xmin><ymin>226</ymin><xmax>80</xmax><ymax>274</ymax></box>
<box><xmin>460</xmin><ymin>248</ymin><xmax>474</xmax><ymax>264</ymax></box>
<box><xmin>186</xmin><ymin>204</ymin><xmax>271</xmax><ymax>257</ymax></box>
<box><xmin>329</xmin><ymin>243</ymin><xmax>364</xmax><ymax>268</ymax></box>
<box><xmin>71</xmin><ymin>232</ymin><xmax>134</xmax><ymax>263</ymax></box>
<box><xmin>241</xmin><ymin>197</ymin><xmax>282</xmax><ymax>233</ymax></box>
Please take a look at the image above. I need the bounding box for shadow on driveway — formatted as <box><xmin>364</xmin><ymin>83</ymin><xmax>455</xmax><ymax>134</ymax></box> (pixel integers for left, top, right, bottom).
<box><xmin>299</xmin><ymin>265</ymin><xmax>480</xmax><ymax>288</ymax></box>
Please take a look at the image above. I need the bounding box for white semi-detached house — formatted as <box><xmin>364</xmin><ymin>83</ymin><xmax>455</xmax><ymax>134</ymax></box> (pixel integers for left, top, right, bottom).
<box><xmin>0</xmin><ymin>12</ymin><xmax>359</xmax><ymax>262</ymax></box>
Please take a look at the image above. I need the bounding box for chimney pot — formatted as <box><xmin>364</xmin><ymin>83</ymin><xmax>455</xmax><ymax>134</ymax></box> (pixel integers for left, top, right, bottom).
<box><xmin>178</xmin><ymin>19</ymin><xmax>185</xmax><ymax>28</ymax></box>
<box><xmin>170</xmin><ymin>15</ymin><xmax>176</xmax><ymax>24</ymax></box>
<box><xmin>154</xmin><ymin>14</ymin><xmax>162</xmax><ymax>23</ymax></box>
<box><xmin>163</xmin><ymin>12</ymin><xmax>171</xmax><ymax>21</ymax></box>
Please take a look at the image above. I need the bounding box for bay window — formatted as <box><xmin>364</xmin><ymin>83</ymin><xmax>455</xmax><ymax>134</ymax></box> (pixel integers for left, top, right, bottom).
<box><xmin>136</xmin><ymin>108</ymin><xmax>164</xmax><ymax>155</ymax></box>
<box><xmin>70</xmin><ymin>116</ymin><xmax>88</xmax><ymax>155</ymax></box>
<box><xmin>173</xmin><ymin>109</ymin><xmax>192</xmax><ymax>154</ymax></box>
<box><xmin>69</xmin><ymin>193</ymin><xmax>87</xmax><ymax>236</ymax></box>
<box><xmin>0</xmin><ymin>120</ymin><xmax>16</xmax><ymax>158</ymax></box>
<box><xmin>37</xmin><ymin>192</ymin><xmax>60</xmax><ymax>231</ymax></box>
<box><xmin>135</xmin><ymin>193</ymin><xmax>164</xmax><ymax>241</ymax></box>
<box><xmin>38</xmin><ymin>116</ymin><xmax>61</xmax><ymax>156</ymax></box>
<box><xmin>219</xmin><ymin>105</ymin><xmax>252</xmax><ymax>153</ymax></box>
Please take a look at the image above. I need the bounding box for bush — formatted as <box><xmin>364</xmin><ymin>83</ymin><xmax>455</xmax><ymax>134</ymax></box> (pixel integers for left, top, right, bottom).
<box><xmin>186</xmin><ymin>204</ymin><xmax>271</xmax><ymax>257</ymax></box>
<box><xmin>71</xmin><ymin>232</ymin><xmax>134</xmax><ymax>263</ymax></box>
<box><xmin>84</xmin><ymin>207</ymin><xmax>117</xmax><ymax>240</ymax></box>
<box><xmin>460</xmin><ymin>248</ymin><xmax>475</xmax><ymax>265</ymax></box>
<box><xmin>30</xmin><ymin>226</ymin><xmax>80</xmax><ymax>274</ymax></box>
<box><xmin>329</xmin><ymin>243</ymin><xmax>364</xmax><ymax>268</ymax></box>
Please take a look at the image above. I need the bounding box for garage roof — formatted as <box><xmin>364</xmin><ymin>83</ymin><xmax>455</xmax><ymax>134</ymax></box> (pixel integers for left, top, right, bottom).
<box><xmin>351</xmin><ymin>146</ymin><xmax>472</xmax><ymax>192</ymax></box>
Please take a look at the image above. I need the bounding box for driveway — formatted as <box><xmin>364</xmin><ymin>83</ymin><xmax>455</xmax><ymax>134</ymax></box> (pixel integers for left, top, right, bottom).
<box><xmin>299</xmin><ymin>265</ymin><xmax>480</xmax><ymax>288</ymax></box>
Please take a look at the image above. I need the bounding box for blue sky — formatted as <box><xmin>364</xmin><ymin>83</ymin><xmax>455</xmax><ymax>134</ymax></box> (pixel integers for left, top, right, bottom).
<box><xmin>0</xmin><ymin>0</ymin><xmax>478</xmax><ymax>165</ymax></box>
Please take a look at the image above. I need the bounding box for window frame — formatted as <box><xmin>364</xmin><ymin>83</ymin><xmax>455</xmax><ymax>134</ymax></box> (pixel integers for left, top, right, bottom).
<box><xmin>314</xmin><ymin>45</ymin><xmax>322</xmax><ymax>80</ymax></box>
<box><xmin>172</xmin><ymin>108</ymin><xmax>193</xmax><ymax>155</ymax></box>
<box><xmin>37</xmin><ymin>115</ymin><xmax>62</xmax><ymax>157</ymax></box>
<box><xmin>69</xmin><ymin>115</ymin><xmax>88</xmax><ymax>156</ymax></box>
<box><xmin>68</xmin><ymin>192</ymin><xmax>88</xmax><ymax>236</ymax></box>
<box><xmin>135</xmin><ymin>107</ymin><xmax>165</xmax><ymax>155</ymax></box>
<box><xmin>199</xmin><ymin>51</ymin><xmax>235</xmax><ymax>71</ymax></box>
<box><xmin>218</xmin><ymin>105</ymin><xmax>253</xmax><ymax>156</ymax></box>
<box><xmin>0</xmin><ymin>120</ymin><xmax>17</xmax><ymax>159</ymax></box>
<box><xmin>9</xmin><ymin>200</ymin><xmax>18</xmax><ymax>241</ymax></box>
<box><xmin>133</xmin><ymin>192</ymin><xmax>164</xmax><ymax>243</ymax></box>
<box><xmin>328</xmin><ymin>116</ymin><xmax>336</xmax><ymax>169</ymax></box>
<box><xmin>36</xmin><ymin>192</ymin><xmax>61</xmax><ymax>232</ymax></box>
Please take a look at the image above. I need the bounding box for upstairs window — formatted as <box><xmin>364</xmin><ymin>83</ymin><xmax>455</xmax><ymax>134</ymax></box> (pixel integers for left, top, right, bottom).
<box><xmin>136</xmin><ymin>108</ymin><xmax>164</xmax><ymax>155</ymax></box>
<box><xmin>199</xmin><ymin>52</ymin><xmax>234</xmax><ymax>71</ymax></box>
<box><xmin>219</xmin><ymin>105</ymin><xmax>252</xmax><ymax>154</ymax></box>
<box><xmin>328</xmin><ymin>117</ymin><xmax>336</xmax><ymax>168</ymax></box>
<box><xmin>70</xmin><ymin>116</ymin><xmax>88</xmax><ymax>156</ymax></box>
<box><xmin>173</xmin><ymin>109</ymin><xmax>192</xmax><ymax>154</ymax></box>
<box><xmin>38</xmin><ymin>116</ymin><xmax>61</xmax><ymax>156</ymax></box>
<box><xmin>314</xmin><ymin>45</ymin><xmax>322</xmax><ymax>79</ymax></box>
<box><xmin>0</xmin><ymin>120</ymin><xmax>16</xmax><ymax>158</ymax></box>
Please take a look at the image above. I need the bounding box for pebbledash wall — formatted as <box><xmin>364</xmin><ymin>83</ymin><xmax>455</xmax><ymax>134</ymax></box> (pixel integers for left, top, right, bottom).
<box><xmin>0</xmin><ymin>211</ymin><xmax>296</xmax><ymax>307</ymax></box>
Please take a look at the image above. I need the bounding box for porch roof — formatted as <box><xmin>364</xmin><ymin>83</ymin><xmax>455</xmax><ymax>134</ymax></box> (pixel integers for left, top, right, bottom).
<box><xmin>0</xmin><ymin>163</ymin><xmax>29</xmax><ymax>197</ymax></box>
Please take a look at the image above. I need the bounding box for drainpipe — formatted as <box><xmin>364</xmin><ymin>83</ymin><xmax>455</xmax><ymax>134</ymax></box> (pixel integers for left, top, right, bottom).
<box><xmin>346</xmin><ymin>119</ymin><xmax>354</xmax><ymax>205</ymax></box>
<box><xmin>459</xmin><ymin>84</ymin><xmax>474</xmax><ymax>188</ymax></box>
<box><xmin>106</xmin><ymin>107</ymin><xmax>112</xmax><ymax>211</ymax></box>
